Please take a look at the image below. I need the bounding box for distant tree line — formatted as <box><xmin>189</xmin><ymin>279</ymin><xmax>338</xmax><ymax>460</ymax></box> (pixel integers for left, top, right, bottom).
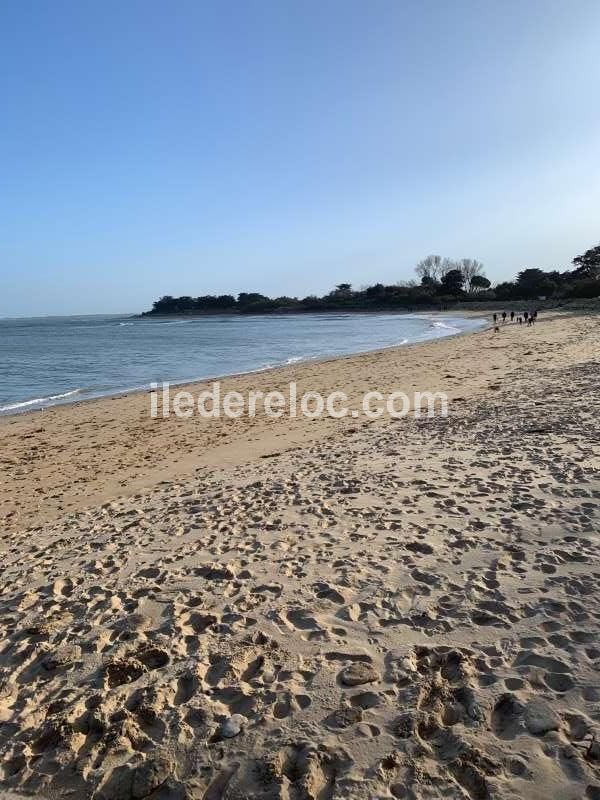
<box><xmin>143</xmin><ymin>243</ymin><xmax>600</xmax><ymax>315</ymax></box>
<box><xmin>491</xmin><ymin>243</ymin><xmax>600</xmax><ymax>300</ymax></box>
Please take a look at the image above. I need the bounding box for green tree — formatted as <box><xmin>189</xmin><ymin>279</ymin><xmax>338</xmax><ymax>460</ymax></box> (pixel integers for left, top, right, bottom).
<box><xmin>441</xmin><ymin>268</ymin><xmax>465</xmax><ymax>294</ymax></box>
<box><xmin>470</xmin><ymin>275</ymin><xmax>491</xmax><ymax>292</ymax></box>
<box><xmin>494</xmin><ymin>281</ymin><xmax>518</xmax><ymax>301</ymax></box>
<box><xmin>572</xmin><ymin>244</ymin><xmax>600</xmax><ymax>279</ymax></box>
<box><xmin>516</xmin><ymin>268</ymin><xmax>556</xmax><ymax>298</ymax></box>
<box><xmin>238</xmin><ymin>292</ymin><xmax>269</xmax><ymax>306</ymax></box>
<box><xmin>420</xmin><ymin>274</ymin><xmax>438</xmax><ymax>289</ymax></box>
<box><xmin>328</xmin><ymin>283</ymin><xmax>354</xmax><ymax>299</ymax></box>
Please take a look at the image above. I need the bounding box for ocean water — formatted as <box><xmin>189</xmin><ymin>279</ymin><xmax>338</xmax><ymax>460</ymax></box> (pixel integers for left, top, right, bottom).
<box><xmin>0</xmin><ymin>312</ymin><xmax>487</xmax><ymax>414</ymax></box>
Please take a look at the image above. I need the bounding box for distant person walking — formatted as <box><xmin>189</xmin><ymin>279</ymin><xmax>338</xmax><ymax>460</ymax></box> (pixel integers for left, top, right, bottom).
<box><xmin>493</xmin><ymin>313</ymin><xmax>497</xmax><ymax>324</ymax></box>
<box><xmin>502</xmin><ymin>311</ymin><xmax>507</xmax><ymax>323</ymax></box>
<box><xmin>510</xmin><ymin>311</ymin><xmax>515</xmax><ymax>322</ymax></box>
<box><xmin>524</xmin><ymin>311</ymin><xmax>529</xmax><ymax>322</ymax></box>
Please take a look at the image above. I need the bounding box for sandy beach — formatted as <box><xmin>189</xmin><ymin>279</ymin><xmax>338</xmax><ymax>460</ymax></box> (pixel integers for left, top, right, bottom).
<box><xmin>1</xmin><ymin>311</ymin><xmax>599</xmax><ymax>799</ymax></box>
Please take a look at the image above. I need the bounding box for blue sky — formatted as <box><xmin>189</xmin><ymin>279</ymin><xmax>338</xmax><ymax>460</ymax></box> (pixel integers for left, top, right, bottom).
<box><xmin>2</xmin><ymin>0</ymin><xmax>599</xmax><ymax>316</ymax></box>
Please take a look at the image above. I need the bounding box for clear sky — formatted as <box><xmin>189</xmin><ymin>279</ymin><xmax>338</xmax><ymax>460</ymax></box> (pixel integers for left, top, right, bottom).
<box><xmin>2</xmin><ymin>0</ymin><xmax>599</xmax><ymax>316</ymax></box>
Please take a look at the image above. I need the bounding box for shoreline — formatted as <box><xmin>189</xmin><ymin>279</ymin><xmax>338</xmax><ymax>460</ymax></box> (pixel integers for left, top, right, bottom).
<box><xmin>0</xmin><ymin>311</ymin><xmax>490</xmax><ymax>419</ymax></box>
<box><xmin>0</xmin><ymin>309</ymin><xmax>593</xmax><ymax>539</ymax></box>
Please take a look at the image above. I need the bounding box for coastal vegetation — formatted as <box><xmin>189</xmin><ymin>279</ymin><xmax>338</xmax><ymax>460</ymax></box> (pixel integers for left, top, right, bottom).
<box><xmin>144</xmin><ymin>243</ymin><xmax>600</xmax><ymax>315</ymax></box>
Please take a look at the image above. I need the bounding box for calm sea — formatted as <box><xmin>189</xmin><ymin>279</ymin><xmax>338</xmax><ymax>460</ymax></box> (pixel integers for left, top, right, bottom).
<box><xmin>0</xmin><ymin>312</ymin><xmax>486</xmax><ymax>414</ymax></box>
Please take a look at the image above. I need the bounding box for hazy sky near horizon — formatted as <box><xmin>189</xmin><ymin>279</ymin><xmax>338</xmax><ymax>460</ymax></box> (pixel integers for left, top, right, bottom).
<box><xmin>2</xmin><ymin>0</ymin><xmax>600</xmax><ymax>316</ymax></box>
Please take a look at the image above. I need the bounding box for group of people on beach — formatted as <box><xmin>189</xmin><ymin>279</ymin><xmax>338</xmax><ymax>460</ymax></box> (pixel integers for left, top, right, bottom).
<box><xmin>493</xmin><ymin>309</ymin><xmax>538</xmax><ymax>332</ymax></box>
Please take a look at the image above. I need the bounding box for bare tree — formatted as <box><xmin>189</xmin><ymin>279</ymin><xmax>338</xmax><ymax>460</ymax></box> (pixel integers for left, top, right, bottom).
<box><xmin>396</xmin><ymin>279</ymin><xmax>417</xmax><ymax>288</ymax></box>
<box><xmin>415</xmin><ymin>255</ymin><xmax>438</xmax><ymax>282</ymax></box>
<box><xmin>415</xmin><ymin>255</ymin><xmax>441</xmax><ymax>282</ymax></box>
<box><xmin>440</xmin><ymin>257</ymin><xmax>457</xmax><ymax>278</ymax></box>
<box><xmin>415</xmin><ymin>255</ymin><xmax>459</xmax><ymax>283</ymax></box>
<box><xmin>458</xmin><ymin>258</ymin><xmax>484</xmax><ymax>291</ymax></box>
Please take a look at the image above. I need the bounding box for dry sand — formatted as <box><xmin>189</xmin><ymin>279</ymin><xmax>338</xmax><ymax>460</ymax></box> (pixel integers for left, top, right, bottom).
<box><xmin>0</xmin><ymin>311</ymin><xmax>599</xmax><ymax>799</ymax></box>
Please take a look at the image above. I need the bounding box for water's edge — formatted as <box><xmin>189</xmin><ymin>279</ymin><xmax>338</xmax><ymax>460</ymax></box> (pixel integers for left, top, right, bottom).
<box><xmin>0</xmin><ymin>314</ymin><xmax>490</xmax><ymax>418</ymax></box>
